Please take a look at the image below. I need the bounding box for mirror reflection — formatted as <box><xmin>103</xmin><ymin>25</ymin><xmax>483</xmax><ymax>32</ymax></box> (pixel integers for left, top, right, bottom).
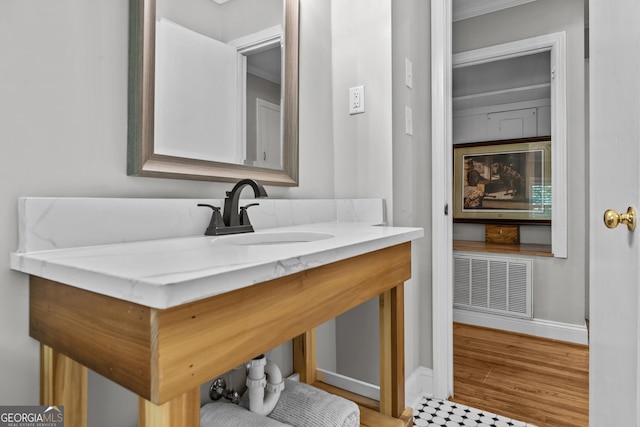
<box><xmin>156</xmin><ymin>0</ymin><xmax>283</xmax><ymax>169</ymax></box>
<box><xmin>127</xmin><ymin>0</ymin><xmax>298</xmax><ymax>185</ymax></box>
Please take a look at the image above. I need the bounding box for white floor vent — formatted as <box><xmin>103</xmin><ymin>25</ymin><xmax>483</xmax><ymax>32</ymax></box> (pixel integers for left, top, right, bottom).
<box><xmin>454</xmin><ymin>252</ymin><xmax>532</xmax><ymax>319</ymax></box>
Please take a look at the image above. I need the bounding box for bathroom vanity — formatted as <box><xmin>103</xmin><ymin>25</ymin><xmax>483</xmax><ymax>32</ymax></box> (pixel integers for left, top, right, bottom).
<box><xmin>11</xmin><ymin>198</ymin><xmax>422</xmax><ymax>427</ymax></box>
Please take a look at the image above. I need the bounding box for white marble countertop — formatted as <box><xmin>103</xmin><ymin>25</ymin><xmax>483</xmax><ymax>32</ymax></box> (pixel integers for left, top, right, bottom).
<box><xmin>11</xmin><ymin>221</ymin><xmax>423</xmax><ymax>309</ymax></box>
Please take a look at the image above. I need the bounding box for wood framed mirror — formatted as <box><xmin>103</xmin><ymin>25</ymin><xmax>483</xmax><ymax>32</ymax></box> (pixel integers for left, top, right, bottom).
<box><xmin>127</xmin><ymin>0</ymin><xmax>299</xmax><ymax>186</ymax></box>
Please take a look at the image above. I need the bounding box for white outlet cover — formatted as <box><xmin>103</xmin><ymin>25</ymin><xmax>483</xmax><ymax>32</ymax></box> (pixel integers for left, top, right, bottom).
<box><xmin>349</xmin><ymin>85</ymin><xmax>365</xmax><ymax>115</ymax></box>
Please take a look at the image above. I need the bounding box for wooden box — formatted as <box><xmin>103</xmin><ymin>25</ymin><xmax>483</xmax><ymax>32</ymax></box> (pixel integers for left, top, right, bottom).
<box><xmin>485</xmin><ymin>225</ymin><xmax>520</xmax><ymax>245</ymax></box>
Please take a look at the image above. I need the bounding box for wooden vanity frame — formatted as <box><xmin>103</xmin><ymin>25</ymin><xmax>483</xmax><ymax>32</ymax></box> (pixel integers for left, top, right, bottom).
<box><xmin>30</xmin><ymin>243</ymin><xmax>414</xmax><ymax>427</ymax></box>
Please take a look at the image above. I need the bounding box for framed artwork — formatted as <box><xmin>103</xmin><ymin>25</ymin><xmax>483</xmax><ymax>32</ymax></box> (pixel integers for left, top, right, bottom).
<box><xmin>453</xmin><ymin>138</ymin><xmax>552</xmax><ymax>223</ymax></box>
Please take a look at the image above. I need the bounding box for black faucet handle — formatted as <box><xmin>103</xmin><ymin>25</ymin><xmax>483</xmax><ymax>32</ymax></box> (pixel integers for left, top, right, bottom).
<box><xmin>239</xmin><ymin>203</ymin><xmax>260</xmax><ymax>226</ymax></box>
<box><xmin>197</xmin><ymin>204</ymin><xmax>225</xmax><ymax>235</ymax></box>
<box><xmin>197</xmin><ymin>203</ymin><xmax>222</xmax><ymax>214</ymax></box>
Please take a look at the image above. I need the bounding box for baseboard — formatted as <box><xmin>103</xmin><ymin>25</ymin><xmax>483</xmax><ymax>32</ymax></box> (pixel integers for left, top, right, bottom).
<box><xmin>315</xmin><ymin>366</ymin><xmax>434</xmax><ymax>408</ymax></box>
<box><xmin>454</xmin><ymin>309</ymin><xmax>589</xmax><ymax>345</ymax></box>
<box><xmin>405</xmin><ymin>366</ymin><xmax>433</xmax><ymax>407</ymax></box>
<box><xmin>315</xmin><ymin>368</ymin><xmax>380</xmax><ymax>401</ymax></box>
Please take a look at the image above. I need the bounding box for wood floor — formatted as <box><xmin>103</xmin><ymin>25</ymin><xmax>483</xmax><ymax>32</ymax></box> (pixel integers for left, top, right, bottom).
<box><xmin>451</xmin><ymin>322</ymin><xmax>589</xmax><ymax>427</ymax></box>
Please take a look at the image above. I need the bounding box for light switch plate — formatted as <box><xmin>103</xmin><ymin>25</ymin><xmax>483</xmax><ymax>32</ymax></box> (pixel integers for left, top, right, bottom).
<box><xmin>405</xmin><ymin>106</ymin><xmax>413</xmax><ymax>136</ymax></box>
<box><xmin>405</xmin><ymin>58</ymin><xmax>413</xmax><ymax>88</ymax></box>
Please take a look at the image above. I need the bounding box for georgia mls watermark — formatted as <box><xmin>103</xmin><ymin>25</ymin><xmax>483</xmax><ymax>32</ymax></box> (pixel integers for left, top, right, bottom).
<box><xmin>0</xmin><ymin>406</ymin><xmax>63</xmax><ymax>427</ymax></box>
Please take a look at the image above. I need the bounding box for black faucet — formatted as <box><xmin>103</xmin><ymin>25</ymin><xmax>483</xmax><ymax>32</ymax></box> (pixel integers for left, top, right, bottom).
<box><xmin>198</xmin><ymin>179</ymin><xmax>268</xmax><ymax>235</ymax></box>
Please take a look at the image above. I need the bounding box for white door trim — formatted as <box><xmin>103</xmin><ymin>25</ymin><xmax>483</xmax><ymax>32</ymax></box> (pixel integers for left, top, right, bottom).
<box><xmin>228</xmin><ymin>26</ymin><xmax>283</xmax><ymax>166</ymax></box>
<box><xmin>255</xmin><ymin>98</ymin><xmax>282</xmax><ymax>169</ymax></box>
<box><xmin>431</xmin><ymin>4</ymin><xmax>568</xmax><ymax>401</ymax></box>
<box><xmin>227</xmin><ymin>24</ymin><xmax>282</xmax><ymax>53</ymax></box>
<box><xmin>452</xmin><ymin>32</ymin><xmax>568</xmax><ymax>258</ymax></box>
<box><xmin>431</xmin><ymin>0</ymin><xmax>454</xmax><ymax>400</ymax></box>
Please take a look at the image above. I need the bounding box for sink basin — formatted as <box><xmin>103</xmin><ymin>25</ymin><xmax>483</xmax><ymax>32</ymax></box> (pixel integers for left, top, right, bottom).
<box><xmin>217</xmin><ymin>231</ymin><xmax>334</xmax><ymax>246</ymax></box>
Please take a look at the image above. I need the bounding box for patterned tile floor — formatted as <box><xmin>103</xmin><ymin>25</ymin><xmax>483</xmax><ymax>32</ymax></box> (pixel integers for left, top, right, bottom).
<box><xmin>413</xmin><ymin>397</ymin><xmax>538</xmax><ymax>427</ymax></box>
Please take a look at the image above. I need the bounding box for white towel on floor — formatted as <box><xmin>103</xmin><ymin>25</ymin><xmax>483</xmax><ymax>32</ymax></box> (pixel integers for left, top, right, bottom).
<box><xmin>201</xmin><ymin>401</ymin><xmax>292</xmax><ymax>427</ymax></box>
<box><xmin>241</xmin><ymin>379</ymin><xmax>360</xmax><ymax>427</ymax></box>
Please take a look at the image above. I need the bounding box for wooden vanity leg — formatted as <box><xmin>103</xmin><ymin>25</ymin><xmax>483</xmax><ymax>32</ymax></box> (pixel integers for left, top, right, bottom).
<box><xmin>379</xmin><ymin>284</ymin><xmax>406</xmax><ymax>419</ymax></box>
<box><xmin>138</xmin><ymin>388</ymin><xmax>200</xmax><ymax>427</ymax></box>
<box><xmin>40</xmin><ymin>344</ymin><xmax>88</xmax><ymax>427</ymax></box>
<box><xmin>293</xmin><ymin>328</ymin><xmax>317</xmax><ymax>384</ymax></box>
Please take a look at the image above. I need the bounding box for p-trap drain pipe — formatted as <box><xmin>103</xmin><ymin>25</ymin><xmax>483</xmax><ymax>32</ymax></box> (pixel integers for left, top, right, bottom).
<box><xmin>246</xmin><ymin>354</ymin><xmax>285</xmax><ymax>416</ymax></box>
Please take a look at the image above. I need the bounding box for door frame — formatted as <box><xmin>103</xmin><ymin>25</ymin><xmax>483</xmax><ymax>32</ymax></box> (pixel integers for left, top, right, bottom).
<box><xmin>431</xmin><ymin>0</ymin><xmax>453</xmax><ymax>399</ymax></box>
<box><xmin>228</xmin><ymin>25</ymin><xmax>283</xmax><ymax>167</ymax></box>
<box><xmin>430</xmin><ymin>0</ymin><xmax>568</xmax><ymax>399</ymax></box>
<box><xmin>452</xmin><ymin>32</ymin><xmax>568</xmax><ymax>258</ymax></box>
<box><xmin>255</xmin><ymin>98</ymin><xmax>282</xmax><ymax>169</ymax></box>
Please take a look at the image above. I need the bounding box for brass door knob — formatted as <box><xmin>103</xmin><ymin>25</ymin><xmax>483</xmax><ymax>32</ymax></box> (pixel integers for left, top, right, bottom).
<box><xmin>604</xmin><ymin>206</ymin><xmax>636</xmax><ymax>231</ymax></box>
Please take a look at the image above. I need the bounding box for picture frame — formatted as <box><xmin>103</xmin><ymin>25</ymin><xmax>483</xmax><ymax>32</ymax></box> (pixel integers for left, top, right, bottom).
<box><xmin>453</xmin><ymin>137</ymin><xmax>552</xmax><ymax>224</ymax></box>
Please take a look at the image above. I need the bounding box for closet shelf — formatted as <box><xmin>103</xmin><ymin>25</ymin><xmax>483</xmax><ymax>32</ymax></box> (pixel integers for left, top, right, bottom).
<box><xmin>453</xmin><ymin>239</ymin><xmax>552</xmax><ymax>257</ymax></box>
<box><xmin>453</xmin><ymin>83</ymin><xmax>551</xmax><ymax>111</ymax></box>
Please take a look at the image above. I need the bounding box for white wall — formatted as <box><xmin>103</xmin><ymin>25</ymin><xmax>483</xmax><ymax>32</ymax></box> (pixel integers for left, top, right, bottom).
<box><xmin>453</xmin><ymin>0</ymin><xmax>586</xmax><ymax>325</ymax></box>
<box><xmin>330</xmin><ymin>0</ymin><xmax>432</xmax><ymax>385</ymax></box>
<box><xmin>391</xmin><ymin>0</ymin><xmax>433</xmax><ymax>379</ymax></box>
<box><xmin>0</xmin><ymin>0</ymin><xmax>333</xmax><ymax>425</ymax></box>
<box><xmin>330</xmin><ymin>0</ymin><xmax>393</xmax><ymax>385</ymax></box>
<box><xmin>331</xmin><ymin>1</ymin><xmax>394</xmax><ymax>205</ymax></box>
<box><xmin>219</xmin><ymin>0</ymin><xmax>282</xmax><ymax>42</ymax></box>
